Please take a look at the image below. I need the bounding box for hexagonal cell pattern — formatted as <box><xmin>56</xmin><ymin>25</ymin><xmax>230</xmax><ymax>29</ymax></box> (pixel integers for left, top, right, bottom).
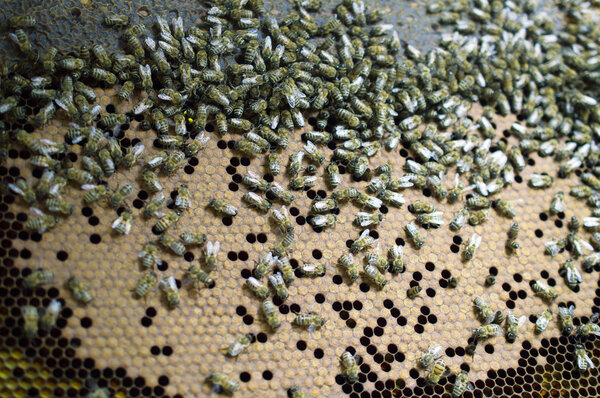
<box><xmin>1</xmin><ymin>88</ymin><xmax>599</xmax><ymax>397</ymax></box>
<box><xmin>0</xmin><ymin>2</ymin><xmax>599</xmax><ymax>398</ymax></box>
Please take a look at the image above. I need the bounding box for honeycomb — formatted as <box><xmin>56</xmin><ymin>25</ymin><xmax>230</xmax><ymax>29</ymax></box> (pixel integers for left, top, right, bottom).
<box><xmin>0</xmin><ymin>90</ymin><xmax>598</xmax><ymax>398</ymax></box>
<box><xmin>1</xmin><ymin>1</ymin><xmax>600</xmax><ymax>398</ymax></box>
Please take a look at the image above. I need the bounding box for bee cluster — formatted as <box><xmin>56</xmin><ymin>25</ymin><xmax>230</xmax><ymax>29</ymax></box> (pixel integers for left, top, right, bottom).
<box><xmin>3</xmin><ymin>0</ymin><xmax>600</xmax><ymax>395</ymax></box>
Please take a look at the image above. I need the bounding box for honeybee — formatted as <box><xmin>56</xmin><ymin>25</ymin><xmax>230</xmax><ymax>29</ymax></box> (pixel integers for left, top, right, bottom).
<box><xmin>452</xmin><ymin>370</ymin><xmax>473</xmax><ymax>397</ymax></box>
<box><xmin>561</xmin><ymin>259</ymin><xmax>582</xmax><ymax>289</ymax></box>
<box><xmin>575</xmin><ymin>343</ymin><xmax>595</xmax><ymax>372</ymax></box>
<box><xmin>363</xmin><ymin>263</ymin><xmax>386</xmax><ymax>289</ymax></box>
<box><xmin>567</xmin><ymin>232</ymin><xmax>593</xmax><ymax>257</ymax></box>
<box><xmin>287</xmin><ymin>151</ymin><xmax>304</xmax><ymax>177</ymax></box>
<box><xmin>204</xmin><ymin>241</ymin><xmax>221</xmax><ymax>270</ymax></box>
<box><xmin>121</xmin><ymin>142</ymin><xmax>145</xmax><ymax>168</ymax></box>
<box><xmin>109</xmin><ymin>183</ymin><xmax>134</xmax><ymax>207</ymax></box>
<box><xmin>268</xmin><ymin>183</ymin><xmax>295</xmax><ymax>205</ymax></box>
<box><xmin>535</xmin><ymin>309</ymin><xmax>553</xmax><ymax>334</ymax></box>
<box><xmin>9</xmin><ymin>178</ymin><xmax>36</xmax><ymax>204</ymax></box>
<box><xmin>407</xmin><ymin>285</ymin><xmax>422</xmax><ymax>299</ymax></box>
<box><xmin>351</xmin><ymin>229</ymin><xmax>377</xmax><ymax>253</ymax></box>
<box><xmin>26</xmin><ymin>208</ymin><xmax>58</xmax><ymax>234</ymax></box>
<box><xmin>9</xmin><ymin>29</ymin><xmax>34</xmax><ymax>56</ymax></box>
<box><xmin>104</xmin><ymin>14</ymin><xmax>129</xmax><ymax>26</ymax></box>
<box><xmin>208</xmin><ymin>372</ymin><xmax>239</xmax><ymax>394</ymax></box>
<box><xmin>147</xmin><ymin>151</ymin><xmax>169</xmax><ymax>170</ymax></box>
<box><xmin>545</xmin><ymin>239</ymin><xmax>567</xmax><ymax>257</ymax></box>
<box><xmin>493</xmin><ymin>199</ymin><xmax>516</xmax><ymax>218</ymax></box>
<box><xmin>405</xmin><ymin>222</ymin><xmax>424</xmax><ymax>249</ymax></box>
<box><xmin>208</xmin><ymin>199</ymin><xmax>238</xmax><ymax>216</ymax></box>
<box><xmin>416</xmin><ymin>211</ymin><xmax>444</xmax><ymax>228</ymax></box>
<box><xmin>584</xmin><ymin>252</ymin><xmax>600</xmax><ymax>272</ymax></box>
<box><xmin>341</xmin><ymin>351</ymin><xmax>359</xmax><ymax>384</ymax></box>
<box><xmin>67</xmin><ymin>277</ymin><xmax>92</xmax><ymax>304</ymax></box>
<box><xmin>311</xmin><ymin>198</ymin><xmax>337</xmax><ymax>213</ymax></box>
<box><xmin>531</xmin><ymin>280</ymin><xmax>558</xmax><ymax>302</ymax></box>
<box><xmin>558</xmin><ymin>305</ymin><xmax>575</xmax><ymax>335</ymax></box>
<box><xmin>159</xmin><ymin>276</ymin><xmax>180</xmax><ymax>308</ymax></box>
<box><xmin>225</xmin><ymin>334</ymin><xmax>253</xmax><ymax>357</ymax></box>
<box><xmin>112</xmin><ymin>209</ymin><xmax>133</xmax><ymax>235</ymax></box>
<box><xmin>474</xmin><ymin>324</ymin><xmax>502</xmax><ymax>341</ymax></box>
<box><xmin>267</xmin><ymin>152</ymin><xmax>281</xmax><ymax>176</ymax></box>
<box><xmin>246</xmin><ymin>276</ymin><xmax>271</xmax><ymax>299</ymax></box>
<box><xmin>290</xmin><ymin>176</ymin><xmax>317</xmax><ymax>190</ymax></box>
<box><xmin>504</xmin><ymin>311</ymin><xmax>527</xmax><ymax>343</ymax></box>
<box><xmin>242</xmin><ymin>171</ymin><xmax>270</xmax><ymax>192</ymax></box>
<box><xmin>243</xmin><ymin>192</ymin><xmax>272</xmax><ymax>212</ymax></box>
<box><xmin>131</xmin><ymin>271</ymin><xmax>157</xmax><ymax>299</ymax></box>
<box><xmin>547</xmin><ymin>192</ymin><xmax>565</xmax><ymax>216</ymax></box>
<box><xmin>35</xmin><ymin>170</ymin><xmax>55</xmax><ymax>199</ymax></box>
<box><xmin>9</xmin><ymin>15</ymin><xmax>36</xmax><ymax>28</ymax></box>
<box><xmin>299</xmin><ymin>263</ymin><xmax>325</xmax><ymax>277</ymax></box>
<box><xmin>31</xmin><ymin>155</ymin><xmax>61</xmax><ymax>171</ymax></box>
<box><xmin>268</xmin><ymin>273</ymin><xmax>289</xmax><ymax>300</ymax></box>
<box><xmin>427</xmin><ymin>359</ymin><xmax>449</xmax><ymax>386</ymax></box>
<box><xmin>154</xmin><ymin>209</ymin><xmax>181</xmax><ymax>233</ymax></box>
<box><xmin>141</xmin><ymin>193</ymin><xmax>165</xmax><ymax>219</ymax></box>
<box><xmin>82</xmin><ymin>156</ymin><xmax>104</xmax><ymax>180</ymax></box>
<box><xmin>326</xmin><ymin>162</ymin><xmax>341</xmax><ymax>188</ymax></box>
<box><xmin>159</xmin><ymin>234</ymin><xmax>186</xmax><ymax>256</ymax></box>
<box><xmin>303</xmin><ymin>140</ymin><xmax>325</xmax><ymax>165</ymax></box>
<box><xmin>271</xmin><ymin>206</ymin><xmax>294</xmax><ymax>233</ymax></box>
<box><xmin>177</xmin><ymin>231</ymin><xmax>206</xmax><ymax>246</ymax></box>
<box><xmin>385</xmin><ymin>245</ymin><xmax>404</xmax><ymax>273</ymax></box>
<box><xmin>309</xmin><ymin>214</ymin><xmax>337</xmax><ymax>229</ymax></box>
<box><xmin>293</xmin><ymin>312</ymin><xmax>325</xmax><ymax>332</ymax></box>
<box><xmin>332</xmin><ymin>187</ymin><xmax>359</xmax><ymax>203</ymax></box>
<box><xmin>39</xmin><ymin>299</ymin><xmax>61</xmax><ymax>330</ymax></box>
<box><xmin>21</xmin><ymin>305</ymin><xmax>39</xmax><ymax>338</ymax></box>
<box><xmin>174</xmin><ymin>184</ymin><xmax>191</xmax><ymax>212</ymax></box>
<box><xmin>473</xmin><ymin>297</ymin><xmax>494</xmax><ymax>324</ymax></box>
<box><xmin>261</xmin><ymin>299</ymin><xmax>281</xmax><ymax>329</ymax></box>
<box><xmin>355</xmin><ymin>192</ymin><xmax>382</xmax><ymax>210</ymax></box>
<box><xmin>254</xmin><ymin>252</ymin><xmax>277</xmax><ymax>278</ymax></box>
<box><xmin>449</xmin><ymin>208</ymin><xmax>469</xmax><ymax>231</ymax></box>
<box><xmin>24</xmin><ymin>268</ymin><xmax>54</xmax><ymax>288</ymax></box>
<box><xmin>184</xmin><ymin>266</ymin><xmax>214</xmax><ymax>290</ymax></box>
<box><xmin>529</xmin><ymin>173</ymin><xmax>553</xmax><ymax>189</ymax></box>
<box><xmin>462</xmin><ymin>233</ymin><xmax>481</xmax><ymax>261</ymax></box>
<box><xmin>577</xmin><ymin>321</ymin><xmax>600</xmax><ymax>337</ymax></box>
<box><xmin>354</xmin><ymin>212</ymin><xmax>383</xmax><ymax>227</ymax></box>
<box><xmin>419</xmin><ymin>344</ymin><xmax>442</xmax><ymax>368</ymax></box>
<box><xmin>277</xmin><ymin>257</ymin><xmax>295</xmax><ymax>284</ymax></box>
<box><xmin>163</xmin><ymin>151</ymin><xmax>185</xmax><ymax>174</ymax></box>
<box><xmin>339</xmin><ymin>254</ymin><xmax>359</xmax><ymax>282</ymax></box>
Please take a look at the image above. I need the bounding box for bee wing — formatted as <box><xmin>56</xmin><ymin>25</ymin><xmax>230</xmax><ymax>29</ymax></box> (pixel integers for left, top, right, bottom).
<box><xmin>111</xmin><ymin>216</ymin><xmax>123</xmax><ymax>229</ymax></box>
<box><xmin>247</xmin><ymin>170</ymin><xmax>260</xmax><ymax>180</ymax></box>
<box><xmin>31</xmin><ymin>207</ymin><xmax>45</xmax><ymax>217</ymax></box>
<box><xmin>578</xmin><ymin>237</ymin><xmax>594</xmax><ymax>252</ymax></box>
<box><xmin>131</xmin><ymin>142</ymin><xmax>145</xmax><ymax>157</ymax></box>
<box><xmin>268</xmin><ymin>274</ymin><xmax>278</xmax><ymax>286</ymax></box>
<box><xmin>587</xmin><ymin>355</ymin><xmax>595</xmax><ymax>369</ymax></box>
<box><xmin>359</xmin><ymin>229</ymin><xmax>370</xmax><ymax>239</ymax></box>
<box><xmin>471</xmin><ymin>233</ymin><xmax>482</xmax><ymax>247</ymax></box>
<box><xmin>430</xmin><ymin>344</ymin><xmax>443</xmax><ymax>357</ymax></box>
<box><xmin>569</xmin><ymin>305</ymin><xmax>575</xmax><ymax>316</ymax></box>
<box><xmin>8</xmin><ymin>183</ymin><xmax>25</xmax><ymax>196</ymax></box>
